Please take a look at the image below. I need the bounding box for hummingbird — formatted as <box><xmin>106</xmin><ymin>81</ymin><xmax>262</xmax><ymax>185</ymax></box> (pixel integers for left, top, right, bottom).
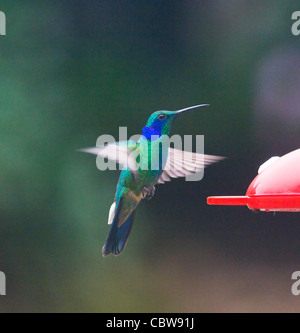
<box><xmin>81</xmin><ymin>105</ymin><xmax>223</xmax><ymax>256</ymax></box>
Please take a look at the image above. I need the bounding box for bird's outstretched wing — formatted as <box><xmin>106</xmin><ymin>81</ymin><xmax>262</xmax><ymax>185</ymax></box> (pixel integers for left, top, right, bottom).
<box><xmin>79</xmin><ymin>140</ymin><xmax>139</xmax><ymax>177</ymax></box>
<box><xmin>157</xmin><ymin>148</ymin><xmax>225</xmax><ymax>184</ymax></box>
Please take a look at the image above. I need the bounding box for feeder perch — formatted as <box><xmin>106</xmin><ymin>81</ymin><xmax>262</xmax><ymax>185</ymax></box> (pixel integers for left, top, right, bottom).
<box><xmin>207</xmin><ymin>149</ymin><xmax>300</xmax><ymax>212</ymax></box>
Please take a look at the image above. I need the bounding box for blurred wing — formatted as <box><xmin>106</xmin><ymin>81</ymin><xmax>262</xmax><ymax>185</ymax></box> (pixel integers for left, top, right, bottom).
<box><xmin>79</xmin><ymin>140</ymin><xmax>139</xmax><ymax>174</ymax></box>
<box><xmin>157</xmin><ymin>148</ymin><xmax>225</xmax><ymax>184</ymax></box>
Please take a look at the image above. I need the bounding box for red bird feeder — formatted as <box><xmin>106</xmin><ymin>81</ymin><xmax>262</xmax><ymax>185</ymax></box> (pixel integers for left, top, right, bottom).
<box><xmin>207</xmin><ymin>148</ymin><xmax>300</xmax><ymax>212</ymax></box>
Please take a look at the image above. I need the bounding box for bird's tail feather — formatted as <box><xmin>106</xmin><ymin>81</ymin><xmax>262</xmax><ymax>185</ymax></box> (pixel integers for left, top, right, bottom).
<box><xmin>102</xmin><ymin>197</ymin><xmax>135</xmax><ymax>256</ymax></box>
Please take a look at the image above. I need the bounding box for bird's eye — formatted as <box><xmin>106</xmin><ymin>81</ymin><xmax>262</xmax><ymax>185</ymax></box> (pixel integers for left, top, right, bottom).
<box><xmin>158</xmin><ymin>114</ymin><xmax>167</xmax><ymax>121</ymax></box>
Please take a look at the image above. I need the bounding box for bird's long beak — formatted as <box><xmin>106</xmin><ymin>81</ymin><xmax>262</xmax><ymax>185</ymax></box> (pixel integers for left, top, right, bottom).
<box><xmin>175</xmin><ymin>104</ymin><xmax>209</xmax><ymax>114</ymax></box>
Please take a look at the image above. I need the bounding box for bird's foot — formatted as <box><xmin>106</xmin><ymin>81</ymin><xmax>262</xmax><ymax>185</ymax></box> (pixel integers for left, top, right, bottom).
<box><xmin>142</xmin><ymin>186</ymin><xmax>156</xmax><ymax>200</ymax></box>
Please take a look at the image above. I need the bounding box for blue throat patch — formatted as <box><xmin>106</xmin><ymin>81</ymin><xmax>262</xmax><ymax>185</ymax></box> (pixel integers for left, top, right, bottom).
<box><xmin>142</xmin><ymin>126</ymin><xmax>162</xmax><ymax>141</ymax></box>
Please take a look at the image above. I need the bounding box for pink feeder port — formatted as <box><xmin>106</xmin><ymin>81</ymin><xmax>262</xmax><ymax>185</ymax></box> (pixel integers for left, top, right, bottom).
<box><xmin>207</xmin><ymin>148</ymin><xmax>300</xmax><ymax>212</ymax></box>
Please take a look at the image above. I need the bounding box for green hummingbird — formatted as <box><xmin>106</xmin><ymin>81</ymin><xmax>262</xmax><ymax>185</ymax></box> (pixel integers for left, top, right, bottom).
<box><xmin>81</xmin><ymin>105</ymin><xmax>223</xmax><ymax>256</ymax></box>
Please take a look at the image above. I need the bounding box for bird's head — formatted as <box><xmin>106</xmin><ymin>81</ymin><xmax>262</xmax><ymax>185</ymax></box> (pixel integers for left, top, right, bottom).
<box><xmin>142</xmin><ymin>104</ymin><xmax>209</xmax><ymax>140</ymax></box>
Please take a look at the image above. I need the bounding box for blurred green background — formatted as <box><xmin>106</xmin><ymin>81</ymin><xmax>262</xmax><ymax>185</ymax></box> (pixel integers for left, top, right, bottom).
<box><xmin>1</xmin><ymin>0</ymin><xmax>300</xmax><ymax>312</ymax></box>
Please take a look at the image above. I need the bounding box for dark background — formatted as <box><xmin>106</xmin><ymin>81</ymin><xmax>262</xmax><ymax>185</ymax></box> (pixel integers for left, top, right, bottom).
<box><xmin>1</xmin><ymin>0</ymin><xmax>300</xmax><ymax>312</ymax></box>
